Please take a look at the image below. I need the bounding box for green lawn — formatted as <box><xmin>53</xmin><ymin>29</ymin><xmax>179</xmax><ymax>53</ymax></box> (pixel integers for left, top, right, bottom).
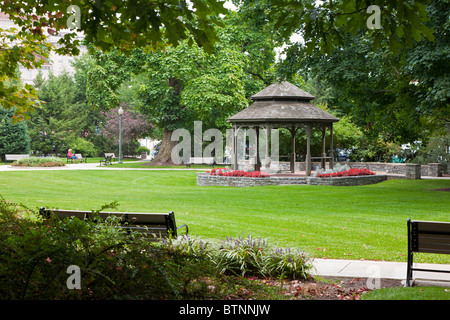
<box><xmin>361</xmin><ymin>286</ymin><xmax>450</xmax><ymax>300</ymax></box>
<box><xmin>1</xmin><ymin>170</ymin><xmax>449</xmax><ymax>263</ymax></box>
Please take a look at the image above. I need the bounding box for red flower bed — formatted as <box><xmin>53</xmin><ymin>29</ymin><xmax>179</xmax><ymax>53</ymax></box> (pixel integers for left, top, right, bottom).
<box><xmin>317</xmin><ymin>168</ymin><xmax>375</xmax><ymax>178</ymax></box>
<box><xmin>207</xmin><ymin>168</ymin><xmax>270</xmax><ymax>178</ymax></box>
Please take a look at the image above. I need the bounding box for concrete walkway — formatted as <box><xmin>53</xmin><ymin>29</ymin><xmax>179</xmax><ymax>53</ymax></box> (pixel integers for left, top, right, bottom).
<box><xmin>312</xmin><ymin>258</ymin><xmax>450</xmax><ymax>287</ymax></box>
<box><xmin>0</xmin><ymin>161</ymin><xmax>205</xmax><ymax>171</ymax></box>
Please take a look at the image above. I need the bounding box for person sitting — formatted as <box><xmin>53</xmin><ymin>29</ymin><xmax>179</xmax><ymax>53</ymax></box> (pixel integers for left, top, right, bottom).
<box><xmin>67</xmin><ymin>149</ymin><xmax>78</xmax><ymax>163</ymax></box>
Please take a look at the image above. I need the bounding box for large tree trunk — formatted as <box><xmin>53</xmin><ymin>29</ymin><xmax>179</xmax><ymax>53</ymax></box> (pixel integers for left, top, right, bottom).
<box><xmin>145</xmin><ymin>128</ymin><xmax>176</xmax><ymax>166</ymax></box>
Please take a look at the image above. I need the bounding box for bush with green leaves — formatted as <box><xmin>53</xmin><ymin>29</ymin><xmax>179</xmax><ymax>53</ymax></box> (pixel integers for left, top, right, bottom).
<box><xmin>0</xmin><ymin>197</ymin><xmax>313</xmax><ymax>300</ymax></box>
<box><xmin>211</xmin><ymin>236</ymin><xmax>313</xmax><ymax>280</ymax></box>
<box><xmin>163</xmin><ymin>235</ymin><xmax>314</xmax><ymax>280</ymax></box>
<box><xmin>11</xmin><ymin>156</ymin><xmax>65</xmax><ymax>167</ymax></box>
<box><xmin>0</xmin><ymin>198</ymin><xmax>222</xmax><ymax>300</ymax></box>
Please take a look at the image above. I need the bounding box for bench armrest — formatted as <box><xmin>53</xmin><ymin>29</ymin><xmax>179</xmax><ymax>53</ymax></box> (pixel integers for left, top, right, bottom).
<box><xmin>176</xmin><ymin>224</ymin><xmax>189</xmax><ymax>236</ymax></box>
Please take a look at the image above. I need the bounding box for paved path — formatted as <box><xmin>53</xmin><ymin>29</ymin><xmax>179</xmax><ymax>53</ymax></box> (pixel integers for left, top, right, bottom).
<box><xmin>312</xmin><ymin>258</ymin><xmax>450</xmax><ymax>287</ymax></box>
<box><xmin>0</xmin><ymin>161</ymin><xmax>205</xmax><ymax>171</ymax></box>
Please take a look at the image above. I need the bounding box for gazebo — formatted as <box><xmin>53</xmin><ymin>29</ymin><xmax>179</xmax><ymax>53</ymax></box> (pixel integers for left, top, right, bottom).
<box><xmin>227</xmin><ymin>81</ymin><xmax>339</xmax><ymax>176</ymax></box>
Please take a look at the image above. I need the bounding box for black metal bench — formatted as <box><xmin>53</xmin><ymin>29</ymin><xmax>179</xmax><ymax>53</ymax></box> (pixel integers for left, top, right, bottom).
<box><xmin>406</xmin><ymin>218</ymin><xmax>450</xmax><ymax>287</ymax></box>
<box><xmin>99</xmin><ymin>155</ymin><xmax>113</xmax><ymax>166</ymax></box>
<box><xmin>39</xmin><ymin>208</ymin><xmax>188</xmax><ymax>240</ymax></box>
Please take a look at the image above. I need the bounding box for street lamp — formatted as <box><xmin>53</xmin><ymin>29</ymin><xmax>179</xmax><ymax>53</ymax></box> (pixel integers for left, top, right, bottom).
<box><xmin>118</xmin><ymin>106</ymin><xmax>124</xmax><ymax>164</ymax></box>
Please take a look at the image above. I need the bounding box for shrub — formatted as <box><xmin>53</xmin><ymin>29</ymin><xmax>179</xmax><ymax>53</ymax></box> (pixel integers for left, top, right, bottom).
<box><xmin>264</xmin><ymin>247</ymin><xmax>313</xmax><ymax>280</ymax></box>
<box><xmin>0</xmin><ymin>197</ymin><xmax>313</xmax><ymax>300</ymax></box>
<box><xmin>0</xmin><ymin>198</ymin><xmax>219</xmax><ymax>300</ymax></box>
<box><xmin>210</xmin><ymin>236</ymin><xmax>313</xmax><ymax>280</ymax></box>
<box><xmin>159</xmin><ymin>235</ymin><xmax>314</xmax><ymax>280</ymax></box>
<box><xmin>136</xmin><ymin>146</ymin><xmax>150</xmax><ymax>154</ymax></box>
<box><xmin>211</xmin><ymin>236</ymin><xmax>269</xmax><ymax>276</ymax></box>
<box><xmin>66</xmin><ymin>137</ymin><xmax>98</xmax><ymax>157</ymax></box>
<box><xmin>11</xmin><ymin>157</ymin><xmax>65</xmax><ymax>167</ymax></box>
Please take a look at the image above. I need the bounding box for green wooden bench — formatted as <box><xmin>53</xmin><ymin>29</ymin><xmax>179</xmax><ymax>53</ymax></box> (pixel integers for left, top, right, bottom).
<box><xmin>406</xmin><ymin>218</ymin><xmax>450</xmax><ymax>287</ymax></box>
<box><xmin>39</xmin><ymin>207</ymin><xmax>188</xmax><ymax>239</ymax></box>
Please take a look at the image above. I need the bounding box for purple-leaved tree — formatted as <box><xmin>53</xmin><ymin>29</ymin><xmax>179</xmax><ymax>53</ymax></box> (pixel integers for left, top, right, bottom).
<box><xmin>101</xmin><ymin>103</ymin><xmax>153</xmax><ymax>153</ymax></box>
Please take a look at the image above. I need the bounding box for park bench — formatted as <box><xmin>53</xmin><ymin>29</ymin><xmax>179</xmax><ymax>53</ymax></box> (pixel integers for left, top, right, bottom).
<box><xmin>185</xmin><ymin>157</ymin><xmax>215</xmax><ymax>168</ymax></box>
<box><xmin>67</xmin><ymin>153</ymin><xmax>87</xmax><ymax>164</ymax></box>
<box><xmin>75</xmin><ymin>154</ymin><xmax>87</xmax><ymax>163</ymax></box>
<box><xmin>39</xmin><ymin>207</ymin><xmax>188</xmax><ymax>240</ymax></box>
<box><xmin>99</xmin><ymin>154</ymin><xmax>113</xmax><ymax>166</ymax></box>
<box><xmin>406</xmin><ymin>218</ymin><xmax>450</xmax><ymax>287</ymax></box>
<box><xmin>4</xmin><ymin>154</ymin><xmax>29</xmax><ymax>164</ymax></box>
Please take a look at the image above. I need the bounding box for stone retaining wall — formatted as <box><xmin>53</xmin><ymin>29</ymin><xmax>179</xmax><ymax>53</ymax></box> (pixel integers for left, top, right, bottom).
<box><xmin>306</xmin><ymin>175</ymin><xmax>388</xmax><ymax>186</ymax></box>
<box><xmin>197</xmin><ymin>173</ymin><xmax>388</xmax><ymax>187</ymax></box>
<box><xmin>196</xmin><ymin>173</ymin><xmax>307</xmax><ymax>187</ymax></box>
<box><xmin>269</xmin><ymin>161</ymin><xmax>442</xmax><ymax>177</ymax></box>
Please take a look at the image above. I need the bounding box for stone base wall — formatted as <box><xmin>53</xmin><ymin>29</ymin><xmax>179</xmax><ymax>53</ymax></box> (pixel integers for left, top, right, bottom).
<box><xmin>263</xmin><ymin>161</ymin><xmax>442</xmax><ymax>177</ymax></box>
<box><xmin>197</xmin><ymin>173</ymin><xmax>307</xmax><ymax>187</ymax></box>
<box><xmin>306</xmin><ymin>175</ymin><xmax>388</xmax><ymax>186</ymax></box>
<box><xmin>197</xmin><ymin>173</ymin><xmax>388</xmax><ymax>187</ymax></box>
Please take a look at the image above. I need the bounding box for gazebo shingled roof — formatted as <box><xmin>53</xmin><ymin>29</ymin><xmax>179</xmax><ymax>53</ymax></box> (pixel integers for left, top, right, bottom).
<box><xmin>227</xmin><ymin>81</ymin><xmax>339</xmax><ymax>175</ymax></box>
<box><xmin>227</xmin><ymin>81</ymin><xmax>339</xmax><ymax>124</ymax></box>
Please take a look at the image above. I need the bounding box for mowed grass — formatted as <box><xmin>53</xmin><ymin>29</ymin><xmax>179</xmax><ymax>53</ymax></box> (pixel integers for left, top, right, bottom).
<box><xmin>1</xmin><ymin>170</ymin><xmax>449</xmax><ymax>263</ymax></box>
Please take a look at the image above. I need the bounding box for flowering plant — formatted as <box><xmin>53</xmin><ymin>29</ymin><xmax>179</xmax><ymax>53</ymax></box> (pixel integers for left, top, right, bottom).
<box><xmin>317</xmin><ymin>168</ymin><xmax>375</xmax><ymax>178</ymax></box>
<box><xmin>207</xmin><ymin>167</ymin><xmax>270</xmax><ymax>178</ymax></box>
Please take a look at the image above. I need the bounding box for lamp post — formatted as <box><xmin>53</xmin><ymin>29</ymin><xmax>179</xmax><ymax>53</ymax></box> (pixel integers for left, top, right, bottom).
<box><xmin>118</xmin><ymin>106</ymin><xmax>124</xmax><ymax>164</ymax></box>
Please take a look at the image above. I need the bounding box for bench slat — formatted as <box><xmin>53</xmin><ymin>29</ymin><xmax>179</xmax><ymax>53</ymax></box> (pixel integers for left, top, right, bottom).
<box><xmin>417</xmin><ymin>221</ymin><xmax>450</xmax><ymax>233</ymax></box>
<box><xmin>417</xmin><ymin>234</ymin><xmax>450</xmax><ymax>254</ymax></box>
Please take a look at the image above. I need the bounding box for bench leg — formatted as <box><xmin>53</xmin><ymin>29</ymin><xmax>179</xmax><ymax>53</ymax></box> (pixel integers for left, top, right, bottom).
<box><xmin>406</xmin><ymin>219</ymin><xmax>413</xmax><ymax>287</ymax></box>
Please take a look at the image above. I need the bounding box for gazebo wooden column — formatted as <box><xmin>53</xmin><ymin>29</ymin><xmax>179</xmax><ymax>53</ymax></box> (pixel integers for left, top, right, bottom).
<box><xmin>329</xmin><ymin>123</ymin><xmax>334</xmax><ymax>169</ymax></box>
<box><xmin>321</xmin><ymin>126</ymin><xmax>327</xmax><ymax>169</ymax></box>
<box><xmin>265</xmin><ymin>125</ymin><xmax>270</xmax><ymax>170</ymax></box>
<box><xmin>306</xmin><ymin>124</ymin><xmax>312</xmax><ymax>176</ymax></box>
<box><xmin>288</xmin><ymin>126</ymin><xmax>299</xmax><ymax>173</ymax></box>
<box><xmin>255</xmin><ymin>125</ymin><xmax>260</xmax><ymax>171</ymax></box>
<box><xmin>232</xmin><ymin>124</ymin><xmax>238</xmax><ymax>170</ymax></box>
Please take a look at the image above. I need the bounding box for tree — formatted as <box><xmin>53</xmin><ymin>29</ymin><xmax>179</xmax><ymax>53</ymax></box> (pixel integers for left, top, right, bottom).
<box><xmin>136</xmin><ymin>10</ymin><xmax>279</xmax><ymax>164</ymax></box>
<box><xmin>268</xmin><ymin>0</ymin><xmax>434</xmax><ymax>55</ymax></box>
<box><xmin>276</xmin><ymin>0</ymin><xmax>449</xmax><ymax>147</ymax></box>
<box><xmin>1</xmin><ymin>0</ymin><xmax>436</xmax><ymax>121</ymax></box>
<box><xmin>101</xmin><ymin>103</ymin><xmax>152</xmax><ymax>155</ymax></box>
<box><xmin>0</xmin><ymin>0</ymin><xmax>228</xmax><ymax>119</ymax></box>
<box><xmin>0</xmin><ymin>107</ymin><xmax>30</xmax><ymax>160</ymax></box>
<box><xmin>27</xmin><ymin>71</ymin><xmax>99</xmax><ymax>155</ymax></box>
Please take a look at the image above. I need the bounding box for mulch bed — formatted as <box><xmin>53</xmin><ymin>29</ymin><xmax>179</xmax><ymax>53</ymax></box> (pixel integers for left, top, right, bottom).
<box><xmin>226</xmin><ymin>276</ymin><xmax>403</xmax><ymax>300</ymax></box>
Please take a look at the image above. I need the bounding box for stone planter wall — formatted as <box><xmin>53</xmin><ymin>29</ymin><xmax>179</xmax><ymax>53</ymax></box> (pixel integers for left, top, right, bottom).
<box><xmin>196</xmin><ymin>173</ymin><xmax>307</xmax><ymax>187</ymax></box>
<box><xmin>261</xmin><ymin>161</ymin><xmax>442</xmax><ymax>178</ymax></box>
<box><xmin>306</xmin><ymin>175</ymin><xmax>388</xmax><ymax>186</ymax></box>
<box><xmin>197</xmin><ymin>173</ymin><xmax>388</xmax><ymax>187</ymax></box>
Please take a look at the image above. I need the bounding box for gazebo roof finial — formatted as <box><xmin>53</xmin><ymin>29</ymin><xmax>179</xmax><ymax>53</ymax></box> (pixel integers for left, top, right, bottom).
<box><xmin>250</xmin><ymin>81</ymin><xmax>315</xmax><ymax>101</ymax></box>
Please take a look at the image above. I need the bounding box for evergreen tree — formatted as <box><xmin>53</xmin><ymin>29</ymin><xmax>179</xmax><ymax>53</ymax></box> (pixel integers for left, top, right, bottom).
<box><xmin>0</xmin><ymin>107</ymin><xmax>30</xmax><ymax>160</ymax></box>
